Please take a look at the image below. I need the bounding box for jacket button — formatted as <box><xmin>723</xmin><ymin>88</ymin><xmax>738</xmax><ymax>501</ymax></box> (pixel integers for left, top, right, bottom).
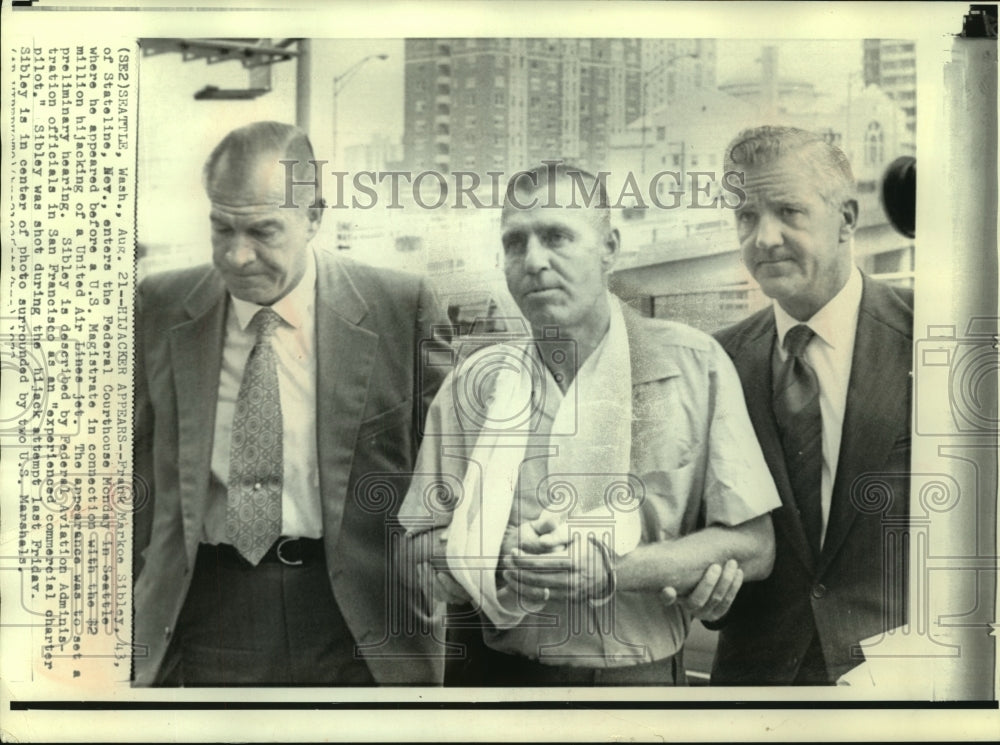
<box><xmin>812</xmin><ymin>583</ymin><xmax>827</xmax><ymax>599</ymax></box>
<box><xmin>164</xmin><ymin>626</ymin><xmax>172</xmax><ymax>640</ymax></box>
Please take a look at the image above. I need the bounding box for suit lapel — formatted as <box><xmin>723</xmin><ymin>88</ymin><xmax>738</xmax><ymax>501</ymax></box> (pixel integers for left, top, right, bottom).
<box><xmin>314</xmin><ymin>253</ymin><xmax>379</xmax><ymax>551</ymax></box>
<box><xmin>819</xmin><ymin>277</ymin><xmax>911</xmax><ymax>573</ymax></box>
<box><xmin>732</xmin><ymin>314</ymin><xmax>817</xmax><ymax>574</ymax></box>
<box><xmin>169</xmin><ymin>268</ymin><xmax>227</xmax><ymax>567</ymax></box>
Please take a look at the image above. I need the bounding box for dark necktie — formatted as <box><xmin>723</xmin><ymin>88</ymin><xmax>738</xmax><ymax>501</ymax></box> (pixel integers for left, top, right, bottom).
<box><xmin>773</xmin><ymin>324</ymin><xmax>823</xmax><ymax>557</ymax></box>
<box><xmin>227</xmin><ymin>307</ymin><xmax>284</xmax><ymax>565</ymax></box>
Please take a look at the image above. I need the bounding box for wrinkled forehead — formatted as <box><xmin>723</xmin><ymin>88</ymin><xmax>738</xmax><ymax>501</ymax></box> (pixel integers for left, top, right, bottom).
<box><xmin>735</xmin><ymin>154</ymin><xmax>828</xmax><ymax>206</ymax></box>
<box><xmin>500</xmin><ymin>204</ymin><xmax>608</xmax><ymax>239</ymax></box>
<box><xmin>206</xmin><ymin>148</ymin><xmax>290</xmax><ymax>208</ymax></box>
<box><xmin>502</xmin><ymin>179</ymin><xmax>608</xmax><ymax>231</ymax></box>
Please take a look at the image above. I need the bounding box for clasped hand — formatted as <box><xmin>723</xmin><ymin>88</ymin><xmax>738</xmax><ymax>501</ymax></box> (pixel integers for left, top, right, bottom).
<box><xmin>500</xmin><ymin>510</ymin><xmax>612</xmax><ymax>604</ymax></box>
<box><xmin>404</xmin><ymin>513</ymin><xmax>744</xmax><ymax>621</ymax></box>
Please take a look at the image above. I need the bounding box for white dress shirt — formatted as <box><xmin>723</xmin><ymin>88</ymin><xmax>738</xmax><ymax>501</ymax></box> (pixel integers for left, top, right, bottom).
<box><xmin>203</xmin><ymin>250</ymin><xmax>322</xmax><ymax>543</ymax></box>
<box><xmin>772</xmin><ymin>266</ymin><xmax>863</xmax><ymax>548</ymax></box>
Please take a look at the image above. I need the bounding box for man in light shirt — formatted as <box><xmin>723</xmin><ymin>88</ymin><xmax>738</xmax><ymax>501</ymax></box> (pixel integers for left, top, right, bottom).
<box><xmin>710</xmin><ymin>126</ymin><xmax>914</xmax><ymax>684</ymax></box>
<box><xmin>133</xmin><ymin>121</ymin><xmax>449</xmax><ymax>685</ymax></box>
<box><xmin>401</xmin><ymin>163</ymin><xmax>780</xmax><ymax>686</ymax></box>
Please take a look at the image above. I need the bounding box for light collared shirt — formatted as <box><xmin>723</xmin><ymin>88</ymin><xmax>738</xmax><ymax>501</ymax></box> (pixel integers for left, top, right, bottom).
<box><xmin>772</xmin><ymin>266</ymin><xmax>863</xmax><ymax>548</ymax></box>
<box><xmin>204</xmin><ymin>250</ymin><xmax>322</xmax><ymax>543</ymax></box>
<box><xmin>401</xmin><ymin>303</ymin><xmax>780</xmax><ymax>667</ymax></box>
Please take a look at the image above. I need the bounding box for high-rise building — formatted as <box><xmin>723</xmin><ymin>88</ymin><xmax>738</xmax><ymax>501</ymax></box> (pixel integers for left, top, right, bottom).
<box><xmin>641</xmin><ymin>39</ymin><xmax>717</xmax><ymax>115</ymax></box>
<box><xmin>863</xmin><ymin>39</ymin><xmax>917</xmax><ymax>137</ymax></box>
<box><xmin>402</xmin><ymin>38</ymin><xmax>642</xmax><ymax>175</ymax></box>
<box><xmin>342</xmin><ymin>134</ymin><xmax>404</xmax><ymax>174</ymax></box>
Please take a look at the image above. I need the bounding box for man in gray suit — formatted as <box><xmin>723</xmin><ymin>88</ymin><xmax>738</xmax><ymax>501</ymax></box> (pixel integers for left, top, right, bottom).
<box><xmin>133</xmin><ymin>121</ymin><xmax>449</xmax><ymax>685</ymax></box>
<box><xmin>710</xmin><ymin>126</ymin><xmax>913</xmax><ymax>684</ymax></box>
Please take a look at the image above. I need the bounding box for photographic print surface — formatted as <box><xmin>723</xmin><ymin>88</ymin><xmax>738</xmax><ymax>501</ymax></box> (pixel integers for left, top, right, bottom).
<box><xmin>1</xmin><ymin>2</ymin><xmax>996</xmax><ymax>742</ymax></box>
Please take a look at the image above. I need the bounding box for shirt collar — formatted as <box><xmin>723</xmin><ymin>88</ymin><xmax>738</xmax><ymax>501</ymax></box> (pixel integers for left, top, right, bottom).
<box><xmin>774</xmin><ymin>266</ymin><xmax>863</xmax><ymax>352</ymax></box>
<box><xmin>230</xmin><ymin>248</ymin><xmax>317</xmax><ymax>332</ymax></box>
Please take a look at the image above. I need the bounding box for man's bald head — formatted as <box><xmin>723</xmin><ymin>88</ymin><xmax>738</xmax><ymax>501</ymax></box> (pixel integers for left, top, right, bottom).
<box><xmin>204</xmin><ymin>121</ymin><xmax>322</xmax><ymax>219</ymax></box>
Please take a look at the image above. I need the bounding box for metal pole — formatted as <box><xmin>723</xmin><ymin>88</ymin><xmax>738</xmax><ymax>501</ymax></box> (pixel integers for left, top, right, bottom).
<box><xmin>641</xmin><ymin>76</ymin><xmax>648</xmax><ymax>174</ymax></box>
<box><xmin>640</xmin><ymin>51</ymin><xmax>697</xmax><ymax>177</ymax></box>
<box><xmin>295</xmin><ymin>39</ymin><xmax>311</xmax><ymax>130</ymax></box>
<box><xmin>331</xmin><ymin>53</ymin><xmax>388</xmax><ymax>166</ymax></box>
<box><xmin>332</xmin><ymin>80</ymin><xmax>339</xmax><ymax>164</ymax></box>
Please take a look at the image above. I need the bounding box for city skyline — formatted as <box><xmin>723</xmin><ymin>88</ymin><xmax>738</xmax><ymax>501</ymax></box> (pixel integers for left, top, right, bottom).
<box><xmin>138</xmin><ymin>38</ymin><xmax>865</xmax><ymax>162</ymax></box>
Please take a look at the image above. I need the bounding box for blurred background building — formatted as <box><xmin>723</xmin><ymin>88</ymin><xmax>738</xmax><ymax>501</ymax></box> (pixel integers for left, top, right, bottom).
<box><xmin>863</xmin><ymin>39</ymin><xmax>918</xmax><ymax>141</ymax></box>
<box><xmin>401</xmin><ymin>38</ymin><xmax>643</xmax><ymax>176</ymax></box>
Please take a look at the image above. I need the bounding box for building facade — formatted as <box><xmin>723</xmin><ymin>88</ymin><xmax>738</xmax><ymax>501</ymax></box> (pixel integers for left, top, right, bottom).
<box><xmin>402</xmin><ymin>38</ymin><xmax>642</xmax><ymax>175</ymax></box>
<box><xmin>863</xmin><ymin>39</ymin><xmax>917</xmax><ymax>139</ymax></box>
<box><xmin>642</xmin><ymin>39</ymin><xmax>717</xmax><ymax>112</ymax></box>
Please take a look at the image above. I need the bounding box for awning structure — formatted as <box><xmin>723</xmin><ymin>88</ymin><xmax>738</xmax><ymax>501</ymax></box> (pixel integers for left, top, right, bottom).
<box><xmin>138</xmin><ymin>38</ymin><xmax>303</xmax><ymax>100</ymax></box>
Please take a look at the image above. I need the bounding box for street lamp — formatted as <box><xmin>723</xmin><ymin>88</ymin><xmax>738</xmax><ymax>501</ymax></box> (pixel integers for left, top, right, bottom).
<box><xmin>640</xmin><ymin>51</ymin><xmax>698</xmax><ymax>173</ymax></box>
<box><xmin>332</xmin><ymin>53</ymin><xmax>389</xmax><ymax>162</ymax></box>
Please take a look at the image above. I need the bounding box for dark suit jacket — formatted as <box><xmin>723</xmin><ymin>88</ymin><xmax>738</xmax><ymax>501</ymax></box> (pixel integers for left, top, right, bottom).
<box><xmin>711</xmin><ymin>274</ymin><xmax>913</xmax><ymax>684</ymax></box>
<box><xmin>132</xmin><ymin>248</ymin><xmax>450</xmax><ymax>686</ymax></box>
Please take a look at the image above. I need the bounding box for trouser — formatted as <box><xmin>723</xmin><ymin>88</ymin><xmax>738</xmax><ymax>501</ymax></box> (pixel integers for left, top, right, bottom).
<box><xmin>158</xmin><ymin>540</ymin><xmax>375</xmax><ymax>686</ymax></box>
<box><xmin>792</xmin><ymin>631</ymin><xmax>830</xmax><ymax>685</ymax></box>
<box><xmin>444</xmin><ymin>623</ymin><xmax>686</xmax><ymax>686</ymax></box>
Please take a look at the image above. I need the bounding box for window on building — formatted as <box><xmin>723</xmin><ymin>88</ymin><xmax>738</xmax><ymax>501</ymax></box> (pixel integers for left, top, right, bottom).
<box><xmin>865</xmin><ymin>121</ymin><xmax>884</xmax><ymax>165</ymax></box>
<box><xmin>656</xmin><ymin>126</ymin><xmax>666</xmax><ymax>141</ymax></box>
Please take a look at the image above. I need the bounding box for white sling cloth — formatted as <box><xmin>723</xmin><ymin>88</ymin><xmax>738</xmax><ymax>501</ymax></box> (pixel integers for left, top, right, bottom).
<box><xmin>445</xmin><ymin>297</ymin><xmax>641</xmax><ymax>628</ymax></box>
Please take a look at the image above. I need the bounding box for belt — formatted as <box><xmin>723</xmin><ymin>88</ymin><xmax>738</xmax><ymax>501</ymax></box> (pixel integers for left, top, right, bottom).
<box><xmin>199</xmin><ymin>537</ymin><xmax>325</xmax><ymax>568</ymax></box>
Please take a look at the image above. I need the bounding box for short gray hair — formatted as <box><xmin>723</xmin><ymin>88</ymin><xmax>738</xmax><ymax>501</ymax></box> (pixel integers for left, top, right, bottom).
<box><xmin>724</xmin><ymin>125</ymin><xmax>856</xmax><ymax>206</ymax></box>
<box><xmin>502</xmin><ymin>162</ymin><xmax>612</xmax><ymax>233</ymax></box>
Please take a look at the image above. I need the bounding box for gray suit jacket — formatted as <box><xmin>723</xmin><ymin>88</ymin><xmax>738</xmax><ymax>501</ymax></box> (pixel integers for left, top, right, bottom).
<box><xmin>132</xmin><ymin>248</ymin><xmax>450</xmax><ymax>685</ymax></box>
<box><xmin>711</xmin><ymin>274</ymin><xmax>913</xmax><ymax>684</ymax></box>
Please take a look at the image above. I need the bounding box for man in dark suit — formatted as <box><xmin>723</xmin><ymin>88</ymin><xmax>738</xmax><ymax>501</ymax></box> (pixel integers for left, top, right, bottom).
<box><xmin>710</xmin><ymin>126</ymin><xmax>913</xmax><ymax>685</ymax></box>
<box><xmin>132</xmin><ymin>121</ymin><xmax>449</xmax><ymax>686</ymax></box>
